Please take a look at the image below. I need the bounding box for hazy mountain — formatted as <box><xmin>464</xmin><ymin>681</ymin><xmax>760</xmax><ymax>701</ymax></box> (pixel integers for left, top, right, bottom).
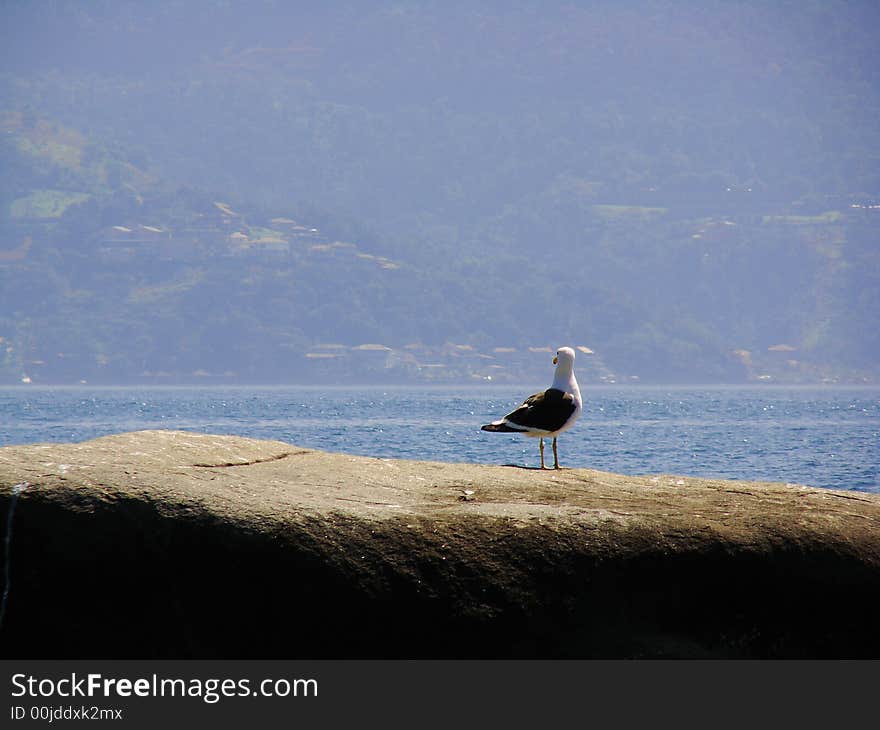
<box><xmin>1</xmin><ymin>1</ymin><xmax>878</xmax><ymax>384</ymax></box>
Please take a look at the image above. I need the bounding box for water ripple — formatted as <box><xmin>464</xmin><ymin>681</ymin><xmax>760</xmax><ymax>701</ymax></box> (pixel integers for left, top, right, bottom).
<box><xmin>0</xmin><ymin>385</ymin><xmax>877</xmax><ymax>493</ymax></box>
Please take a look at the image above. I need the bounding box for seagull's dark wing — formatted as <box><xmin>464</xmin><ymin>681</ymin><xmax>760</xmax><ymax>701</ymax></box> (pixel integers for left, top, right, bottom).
<box><xmin>503</xmin><ymin>388</ymin><xmax>576</xmax><ymax>433</ymax></box>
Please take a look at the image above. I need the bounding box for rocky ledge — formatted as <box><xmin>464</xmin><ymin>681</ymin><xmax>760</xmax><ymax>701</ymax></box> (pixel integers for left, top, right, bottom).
<box><xmin>0</xmin><ymin>430</ymin><xmax>878</xmax><ymax>658</ymax></box>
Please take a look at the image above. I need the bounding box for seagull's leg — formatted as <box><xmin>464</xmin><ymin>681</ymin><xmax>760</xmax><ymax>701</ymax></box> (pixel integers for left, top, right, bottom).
<box><xmin>539</xmin><ymin>438</ymin><xmax>545</xmax><ymax>469</ymax></box>
<box><xmin>552</xmin><ymin>437</ymin><xmax>559</xmax><ymax>469</ymax></box>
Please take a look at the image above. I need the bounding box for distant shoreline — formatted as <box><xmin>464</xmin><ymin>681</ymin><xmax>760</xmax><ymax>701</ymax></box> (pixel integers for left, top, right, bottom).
<box><xmin>2</xmin><ymin>382</ymin><xmax>880</xmax><ymax>391</ymax></box>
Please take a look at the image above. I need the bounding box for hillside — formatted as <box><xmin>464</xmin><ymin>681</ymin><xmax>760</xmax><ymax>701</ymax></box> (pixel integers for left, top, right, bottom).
<box><xmin>1</xmin><ymin>1</ymin><xmax>878</xmax><ymax>384</ymax></box>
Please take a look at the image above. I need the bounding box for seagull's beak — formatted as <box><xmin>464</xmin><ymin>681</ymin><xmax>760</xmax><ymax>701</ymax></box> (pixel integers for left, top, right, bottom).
<box><xmin>552</xmin><ymin>356</ymin><xmax>558</xmax><ymax>365</ymax></box>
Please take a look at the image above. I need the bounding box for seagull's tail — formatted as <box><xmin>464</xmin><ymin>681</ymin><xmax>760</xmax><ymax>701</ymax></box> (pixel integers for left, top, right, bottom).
<box><xmin>481</xmin><ymin>420</ymin><xmax>519</xmax><ymax>433</ymax></box>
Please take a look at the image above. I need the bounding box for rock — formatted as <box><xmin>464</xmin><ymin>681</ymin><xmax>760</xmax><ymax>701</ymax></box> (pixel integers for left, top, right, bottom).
<box><xmin>0</xmin><ymin>429</ymin><xmax>878</xmax><ymax>658</ymax></box>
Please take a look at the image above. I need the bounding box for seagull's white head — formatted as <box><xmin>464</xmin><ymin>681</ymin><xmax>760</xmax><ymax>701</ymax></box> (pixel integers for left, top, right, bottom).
<box><xmin>553</xmin><ymin>346</ymin><xmax>576</xmax><ymax>367</ymax></box>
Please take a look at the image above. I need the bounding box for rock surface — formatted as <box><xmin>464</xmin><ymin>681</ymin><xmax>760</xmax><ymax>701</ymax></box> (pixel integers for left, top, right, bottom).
<box><xmin>0</xmin><ymin>429</ymin><xmax>878</xmax><ymax>658</ymax></box>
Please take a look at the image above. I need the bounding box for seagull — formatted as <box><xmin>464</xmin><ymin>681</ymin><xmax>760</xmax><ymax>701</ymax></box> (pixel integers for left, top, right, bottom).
<box><xmin>481</xmin><ymin>346</ymin><xmax>582</xmax><ymax>469</ymax></box>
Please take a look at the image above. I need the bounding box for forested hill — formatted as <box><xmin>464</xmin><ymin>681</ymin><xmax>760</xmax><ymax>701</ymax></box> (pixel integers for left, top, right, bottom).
<box><xmin>1</xmin><ymin>1</ymin><xmax>878</xmax><ymax>384</ymax></box>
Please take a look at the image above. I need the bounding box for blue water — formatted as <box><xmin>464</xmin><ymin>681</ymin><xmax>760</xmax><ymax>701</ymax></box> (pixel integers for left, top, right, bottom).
<box><xmin>0</xmin><ymin>386</ymin><xmax>878</xmax><ymax>493</ymax></box>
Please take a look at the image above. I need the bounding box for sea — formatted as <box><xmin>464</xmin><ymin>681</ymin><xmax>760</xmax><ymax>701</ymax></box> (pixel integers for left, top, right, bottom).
<box><xmin>0</xmin><ymin>385</ymin><xmax>878</xmax><ymax>493</ymax></box>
